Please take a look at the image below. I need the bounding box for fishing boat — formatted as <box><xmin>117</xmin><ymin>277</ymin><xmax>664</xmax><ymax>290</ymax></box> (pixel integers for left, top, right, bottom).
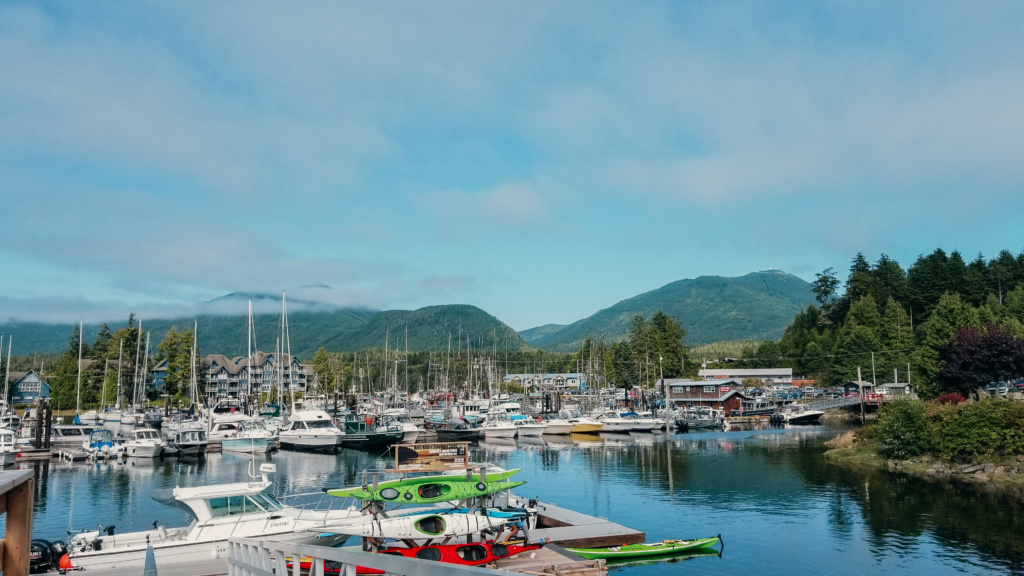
<box><xmin>170</xmin><ymin>429</ymin><xmax>208</xmax><ymax>456</ymax></box>
<box><xmin>82</xmin><ymin>429</ymin><xmax>122</xmax><ymax>459</ymax></box>
<box><xmin>434</xmin><ymin>419</ymin><xmax>481</xmax><ymax>442</ymax></box>
<box><xmin>62</xmin><ymin>463</ymin><xmax>368</xmax><ymax>571</ymax></box>
<box><xmin>565</xmin><ymin>535</ymin><xmax>723</xmax><ymax>560</ymax></box>
<box><xmin>336</xmin><ymin>414</ymin><xmax>405</xmax><ymax>450</ymax></box>
<box><xmin>675</xmin><ymin>406</ymin><xmax>724</xmax><ymax>429</ymax></box>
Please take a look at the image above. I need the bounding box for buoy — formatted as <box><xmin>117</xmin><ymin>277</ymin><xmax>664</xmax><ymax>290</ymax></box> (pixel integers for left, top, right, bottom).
<box><xmin>59</xmin><ymin>553</ymin><xmax>74</xmax><ymax>571</ymax></box>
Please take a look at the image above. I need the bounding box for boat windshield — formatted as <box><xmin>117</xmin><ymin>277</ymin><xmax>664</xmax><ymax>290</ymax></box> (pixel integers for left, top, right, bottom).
<box><xmin>306</xmin><ymin>420</ymin><xmax>337</xmax><ymax>429</ymax></box>
<box><xmin>136</xmin><ymin>430</ymin><xmax>159</xmax><ymax>439</ymax></box>
<box><xmin>208</xmin><ymin>493</ymin><xmax>282</xmax><ymax>517</ymax></box>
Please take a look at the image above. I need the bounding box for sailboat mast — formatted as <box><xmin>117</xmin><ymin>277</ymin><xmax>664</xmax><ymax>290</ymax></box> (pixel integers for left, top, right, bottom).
<box><xmin>76</xmin><ymin>322</ymin><xmax>83</xmax><ymax>413</ymax></box>
<box><xmin>247</xmin><ymin>299</ymin><xmax>253</xmax><ymax>406</ymax></box>
<box><xmin>116</xmin><ymin>339</ymin><xmax>123</xmax><ymax>410</ymax></box>
<box><xmin>3</xmin><ymin>337</ymin><xmax>10</xmax><ymax>414</ymax></box>
<box><xmin>281</xmin><ymin>291</ymin><xmax>294</xmax><ymax>413</ymax></box>
<box><xmin>131</xmin><ymin>320</ymin><xmax>143</xmax><ymax>410</ymax></box>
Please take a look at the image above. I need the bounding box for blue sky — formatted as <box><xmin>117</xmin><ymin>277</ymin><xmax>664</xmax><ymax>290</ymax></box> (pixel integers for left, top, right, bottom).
<box><xmin>2</xmin><ymin>2</ymin><xmax>1023</xmax><ymax>331</ymax></box>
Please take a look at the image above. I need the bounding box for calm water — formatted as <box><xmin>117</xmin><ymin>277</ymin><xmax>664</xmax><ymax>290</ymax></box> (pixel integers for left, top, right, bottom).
<box><xmin>16</xmin><ymin>425</ymin><xmax>1024</xmax><ymax>575</ymax></box>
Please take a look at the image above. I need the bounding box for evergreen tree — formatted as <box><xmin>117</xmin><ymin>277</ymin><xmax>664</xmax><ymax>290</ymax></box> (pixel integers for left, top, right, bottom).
<box><xmin>912</xmin><ymin>293</ymin><xmax>980</xmax><ymax>397</ymax></box>
<box><xmin>828</xmin><ymin>325</ymin><xmax>881</xmax><ymax>386</ymax></box>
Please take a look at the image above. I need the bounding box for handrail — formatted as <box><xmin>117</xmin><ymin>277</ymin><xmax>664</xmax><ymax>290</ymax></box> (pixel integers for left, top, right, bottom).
<box><xmin>0</xmin><ymin>469</ymin><xmax>35</xmax><ymax>576</ymax></box>
<box><xmin>229</xmin><ymin>535</ymin><xmax>502</xmax><ymax>576</ymax></box>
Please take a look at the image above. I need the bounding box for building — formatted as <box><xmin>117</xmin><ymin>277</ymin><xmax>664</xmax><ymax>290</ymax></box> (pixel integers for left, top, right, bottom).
<box><xmin>503</xmin><ymin>373</ymin><xmax>586</xmax><ymax>391</ymax></box>
<box><xmin>660</xmin><ymin>378</ymin><xmax>747</xmax><ymax>413</ymax></box>
<box><xmin>151</xmin><ymin>352</ymin><xmax>312</xmax><ymax>401</ymax></box>
<box><xmin>696</xmin><ymin>367</ymin><xmax>793</xmax><ymax>387</ymax></box>
<box><xmin>7</xmin><ymin>370</ymin><xmax>51</xmax><ymax>405</ymax></box>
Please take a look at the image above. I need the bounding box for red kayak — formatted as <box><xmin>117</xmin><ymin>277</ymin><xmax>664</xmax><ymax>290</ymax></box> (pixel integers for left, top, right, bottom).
<box><xmin>288</xmin><ymin>540</ymin><xmax>540</xmax><ymax>574</ymax></box>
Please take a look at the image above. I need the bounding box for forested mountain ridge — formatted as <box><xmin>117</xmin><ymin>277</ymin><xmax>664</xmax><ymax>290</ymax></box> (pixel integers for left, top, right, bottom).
<box><xmin>522</xmin><ymin>270</ymin><xmax>815</xmax><ymax>352</ymax></box>
<box><xmin>1</xmin><ymin>304</ymin><xmax>524</xmax><ymax>360</ymax></box>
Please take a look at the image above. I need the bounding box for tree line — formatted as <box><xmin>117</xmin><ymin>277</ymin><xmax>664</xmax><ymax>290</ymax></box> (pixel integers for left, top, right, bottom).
<box><xmin>727</xmin><ymin>249</ymin><xmax>1024</xmax><ymax>397</ymax></box>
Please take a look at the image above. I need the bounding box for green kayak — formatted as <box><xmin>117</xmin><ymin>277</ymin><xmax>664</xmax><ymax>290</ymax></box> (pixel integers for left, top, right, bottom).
<box><xmin>327</xmin><ymin>469</ymin><xmax>525</xmax><ymax>503</ymax></box>
<box><xmin>565</xmin><ymin>535</ymin><xmax>722</xmax><ymax>560</ymax></box>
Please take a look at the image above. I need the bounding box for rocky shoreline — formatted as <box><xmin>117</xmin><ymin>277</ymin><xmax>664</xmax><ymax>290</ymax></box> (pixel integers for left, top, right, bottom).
<box><xmin>826</xmin><ymin>442</ymin><xmax>1024</xmax><ymax>499</ymax></box>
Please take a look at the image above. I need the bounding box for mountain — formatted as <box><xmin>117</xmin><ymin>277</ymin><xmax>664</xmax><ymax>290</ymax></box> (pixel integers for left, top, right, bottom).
<box><xmin>521</xmin><ymin>270</ymin><xmax>814</xmax><ymax>352</ymax></box>
<box><xmin>1</xmin><ymin>305</ymin><xmax>526</xmax><ymax>359</ymax></box>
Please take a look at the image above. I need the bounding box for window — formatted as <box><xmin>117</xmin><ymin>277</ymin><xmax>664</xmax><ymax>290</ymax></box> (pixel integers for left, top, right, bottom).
<box><xmin>704</xmin><ymin>386</ymin><xmax>716</xmax><ymax>393</ymax></box>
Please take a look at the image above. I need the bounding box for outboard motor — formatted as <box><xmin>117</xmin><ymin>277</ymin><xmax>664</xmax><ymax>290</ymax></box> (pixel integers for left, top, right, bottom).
<box><xmin>29</xmin><ymin>539</ymin><xmax>67</xmax><ymax>573</ymax></box>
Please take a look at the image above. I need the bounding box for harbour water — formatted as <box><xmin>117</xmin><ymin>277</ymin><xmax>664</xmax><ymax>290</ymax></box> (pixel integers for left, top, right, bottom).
<box><xmin>16</xmin><ymin>424</ymin><xmax>1024</xmax><ymax>575</ymax></box>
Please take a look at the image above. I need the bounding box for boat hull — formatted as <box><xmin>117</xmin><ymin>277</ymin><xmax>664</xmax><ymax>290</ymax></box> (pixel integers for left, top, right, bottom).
<box><xmin>222</xmin><ymin>437</ymin><xmax>270</xmax><ymax>454</ymax></box>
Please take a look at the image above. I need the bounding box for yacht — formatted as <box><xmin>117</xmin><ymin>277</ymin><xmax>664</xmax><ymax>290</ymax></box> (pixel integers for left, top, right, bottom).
<box><xmin>535</xmin><ymin>415</ymin><xmax>574</xmax><ymax>435</ymax></box>
<box><xmin>279</xmin><ymin>410</ymin><xmax>344</xmax><ymax>452</ymax></box>
<box><xmin>513</xmin><ymin>417</ymin><xmax>547</xmax><ymax>437</ymax></box>
<box><xmin>221</xmin><ymin>419</ymin><xmax>275</xmax><ymax>455</ymax></box>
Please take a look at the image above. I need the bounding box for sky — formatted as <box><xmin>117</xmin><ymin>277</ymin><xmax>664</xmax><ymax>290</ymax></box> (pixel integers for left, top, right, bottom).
<box><xmin>2</xmin><ymin>1</ymin><xmax>1024</xmax><ymax>332</ymax></box>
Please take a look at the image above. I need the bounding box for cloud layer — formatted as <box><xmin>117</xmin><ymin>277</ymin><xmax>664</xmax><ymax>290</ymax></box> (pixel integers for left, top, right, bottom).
<box><xmin>1</xmin><ymin>2</ymin><xmax>1022</xmax><ymax>330</ymax></box>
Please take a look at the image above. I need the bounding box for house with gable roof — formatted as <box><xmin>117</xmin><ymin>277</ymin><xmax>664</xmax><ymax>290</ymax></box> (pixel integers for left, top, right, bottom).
<box><xmin>659</xmin><ymin>378</ymin><xmax>747</xmax><ymax>413</ymax></box>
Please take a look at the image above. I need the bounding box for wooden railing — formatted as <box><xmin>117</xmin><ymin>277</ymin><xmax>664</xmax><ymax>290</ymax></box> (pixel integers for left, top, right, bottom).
<box><xmin>229</xmin><ymin>535</ymin><xmax>500</xmax><ymax>576</ymax></box>
<box><xmin>0</xmin><ymin>469</ymin><xmax>35</xmax><ymax>576</ymax></box>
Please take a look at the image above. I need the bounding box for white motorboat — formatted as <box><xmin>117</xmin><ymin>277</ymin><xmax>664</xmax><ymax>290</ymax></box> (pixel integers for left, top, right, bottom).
<box><xmin>782</xmin><ymin>404</ymin><xmax>825</xmax><ymax>425</ymax></box>
<box><xmin>64</xmin><ymin>463</ymin><xmax>370</xmax><ymax>572</ymax></box>
<box><xmin>481</xmin><ymin>417</ymin><xmax>518</xmax><ymax>439</ymax></box>
<box><xmin>537</xmin><ymin>416</ymin><xmax>574</xmax><ymax>435</ymax></box>
<box><xmin>222</xmin><ymin>420</ymin><xmax>274</xmax><ymax>455</ymax></box>
<box><xmin>123</xmin><ymin>428</ymin><xmax>166</xmax><ymax>458</ymax></box>
<box><xmin>0</xmin><ymin>427</ymin><xmax>18</xmax><ymax>467</ymax></box>
<box><xmin>618</xmin><ymin>411</ymin><xmax>659</xmax><ymax>431</ymax></box>
<box><xmin>591</xmin><ymin>410</ymin><xmax>633</xmax><ymax>433</ymax></box>
<box><xmin>513</xmin><ymin>418</ymin><xmax>547</xmax><ymax>437</ymax></box>
<box><xmin>380</xmin><ymin>409</ymin><xmax>421</xmax><ymax>444</ymax></box>
<box><xmin>279</xmin><ymin>410</ymin><xmax>344</xmax><ymax>452</ymax></box>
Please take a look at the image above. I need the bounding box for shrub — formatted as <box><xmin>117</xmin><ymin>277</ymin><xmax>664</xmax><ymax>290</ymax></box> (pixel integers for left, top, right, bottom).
<box><xmin>930</xmin><ymin>399</ymin><xmax>1011</xmax><ymax>460</ymax></box>
<box><xmin>936</xmin><ymin>393</ymin><xmax>966</xmax><ymax>405</ymax></box>
<box><xmin>876</xmin><ymin>398</ymin><xmax>929</xmax><ymax>459</ymax></box>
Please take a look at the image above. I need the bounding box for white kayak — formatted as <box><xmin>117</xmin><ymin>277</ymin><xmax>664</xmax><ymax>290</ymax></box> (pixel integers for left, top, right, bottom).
<box><xmin>330</xmin><ymin>512</ymin><xmax>511</xmax><ymax>539</ymax></box>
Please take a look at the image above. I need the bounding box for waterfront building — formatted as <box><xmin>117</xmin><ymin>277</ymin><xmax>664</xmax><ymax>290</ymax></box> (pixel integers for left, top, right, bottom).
<box><xmin>7</xmin><ymin>370</ymin><xmax>51</xmax><ymax>405</ymax></box>
<box><xmin>660</xmin><ymin>378</ymin><xmax>746</xmax><ymax>412</ymax></box>
<box><xmin>152</xmin><ymin>352</ymin><xmax>312</xmax><ymax>402</ymax></box>
<box><xmin>697</xmin><ymin>367</ymin><xmax>793</xmax><ymax>387</ymax></box>
<box><xmin>503</xmin><ymin>373</ymin><xmax>586</xmax><ymax>392</ymax></box>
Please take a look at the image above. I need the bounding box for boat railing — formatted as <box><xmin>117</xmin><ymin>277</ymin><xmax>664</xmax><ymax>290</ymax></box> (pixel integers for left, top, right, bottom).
<box><xmin>276</xmin><ymin>491</ymin><xmax>356</xmax><ymax>513</ymax></box>
<box><xmin>228</xmin><ymin>534</ymin><xmax>498</xmax><ymax>576</ymax></box>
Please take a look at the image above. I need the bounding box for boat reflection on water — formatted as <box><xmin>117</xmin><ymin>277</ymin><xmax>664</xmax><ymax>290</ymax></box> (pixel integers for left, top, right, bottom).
<box><xmin>570</xmin><ymin>432</ymin><xmax>602</xmax><ymax>444</ymax></box>
<box><xmin>516</xmin><ymin>435</ymin><xmax>547</xmax><ymax>447</ymax></box>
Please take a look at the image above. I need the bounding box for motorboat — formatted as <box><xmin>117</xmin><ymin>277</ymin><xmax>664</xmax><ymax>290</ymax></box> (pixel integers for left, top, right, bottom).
<box><xmin>82</xmin><ymin>429</ymin><xmax>123</xmax><ymax>459</ymax></box>
<box><xmin>512</xmin><ymin>418</ymin><xmax>547</xmax><ymax>437</ymax></box>
<box><xmin>279</xmin><ymin>410</ymin><xmax>344</xmax><ymax>452</ymax></box>
<box><xmin>336</xmin><ymin>414</ymin><xmax>405</xmax><ymax>450</ymax></box>
<box><xmin>380</xmin><ymin>409</ymin><xmax>421</xmax><ymax>444</ymax></box>
<box><xmin>558</xmin><ymin>407</ymin><xmax>603</xmax><ymax>434</ymax></box>
<box><xmin>64</xmin><ymin>463</ymin><xmax>368</xmax><ymax>572</ymax></box>
<box><xmin>221</xmin><ymin>419</ymin><xmax>275</xmax><ymax>455</ymax></box>
<box><xmin>434</xmin><ymin>419</ymin><xmax>481</xmax><ymax>442</ymax></box>
<box><xmin>536</xmin><ymin>416</ymin><xmax>573</xmax><ymax>435</ymax></box>
<box><xmin>123</xmin><ymin>428</ymin><xmax>166</xmax><ymax>458</ymax></box>
<box><xmin>480</xmin><ymin>416</ymin><xmax>518</xmax><ymax>439</ymax></box>
<box><xmin>675</xmin><ymin>407</ymin><xmax>724</xmax><ymax>429</ymax></box>
<box><xmin>591</xmin><ymin>410</ymin><xmax>633</xmax><ymax>433</ymax></box>
<box><xmin>171</xmin><ymin>429</ymin><xmax>208</xmax><ymax>456</ymax></box>
<box><xmin>782</xmin><ymin>404</ymin><xmax>825</xmax><ymax>425</ymax></box>
<box><xmin>0</xmin><ymin>427</ymin><xmax>18</xmax><ymax>467</ymax></box>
